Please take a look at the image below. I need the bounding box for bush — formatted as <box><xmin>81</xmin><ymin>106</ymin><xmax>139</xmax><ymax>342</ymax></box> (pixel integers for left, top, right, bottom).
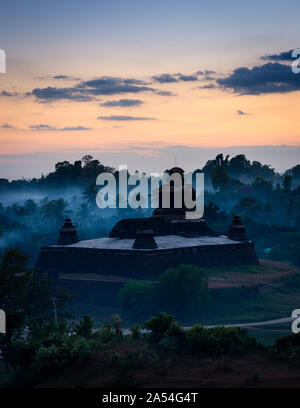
<box><xmin>143</xmin><ymin>313</ymin><xmax>181</xmax><ymax>342</ymax></box>
<box><xmin>159</xmin><ymin>323</ymin><xmax>186</xmax><ymax>351</ymax></box>
<box><xmin>118</xmin><ymin>280</ymin><xmax>156</xmax><ymax>320</ymax></box>
<box><xmin>272</xmin><ymin>333</ymin><xmax>300</xmax><ymax>360</ymax></box>
<box><xmin>131</xmin><ymin>324</ymin><xmax>141</xmax><ymax>340</ymax></box>
<box><xmin>143</xmin><ymin>313</ymin><xmax>188</xmax><ymax>351</ymax></box>
<box><xmin>11</xmin><ymin>321</ymin><xmax>92</xmax><ymax>386</ymax></box>
<box><xmin>186</xmin><ymin>325</ymin><xmax>258</xmax><ymax>357</ymax></box>
<box><xmin>159</xmin><ymin>264</ymin><xmax>210</xmax><ymax>314</ymax></box>
<box><xmin>74</xmin><ymin>315</ymin><xmax>94</xmax><ymax>337</ymax></box>
<box><xmin>142</xmin><ymin>313</ymin><xmax>258</xmax><ymax>356</ymax></box>
<box><xmin>111</xmin><ymin>314</ymin><xmax>122</xmax><ymax>335</ymax></box>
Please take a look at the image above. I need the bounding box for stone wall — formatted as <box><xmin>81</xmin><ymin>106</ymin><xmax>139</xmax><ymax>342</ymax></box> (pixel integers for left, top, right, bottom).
<box><xmin>36</xmin><ymin>241</ymin><xmax>259</xmax><ymax>280</ymax></box>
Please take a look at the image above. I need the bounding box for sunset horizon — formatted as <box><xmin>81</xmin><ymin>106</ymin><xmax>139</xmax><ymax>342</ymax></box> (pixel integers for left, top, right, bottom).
<box><xmin>1</xmin><ymin>1</ymin><xmax>299</xmax><ymax>179</ymax></box>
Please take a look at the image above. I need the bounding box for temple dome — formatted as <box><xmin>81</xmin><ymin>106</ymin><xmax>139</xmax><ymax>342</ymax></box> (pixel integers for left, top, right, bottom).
<box><xmin>57</xmin><ymin>218</ymin><xmax>79</xmax><ymax>245</ymax></box>
<box><xmin>153</xmin><ymin>166</ymin><xmax>196</xmax><ymax>218</ymax></box>
<box><xmin>132</xmin><ymin>229</ymin><xmax>158</xmax><ymax>249</ymax></box>
<box><xmin>167</xmin><ymin>166</ymin><xmax>185</xmax><ymax>175</ymax></box>
<box><xmin>228</xmin><ymin>216</ymin><xmax>248</xmax><ymax>242</ymax></box>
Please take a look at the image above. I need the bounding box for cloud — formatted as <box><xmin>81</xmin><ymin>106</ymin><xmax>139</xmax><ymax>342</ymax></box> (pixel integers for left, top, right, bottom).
<box><xmin>78</xmin><ymin>77</ymin><xmax>154</xmax><ymax>95</ymax></box>
<box><xmin>217</xmin><ymin>62</ymin><xmax>300</xmax><ymax>95</ymax></box>
<box><xmin>52</xmin><ymin>74</ymin><xmax>81</xmax><ymax>80</ymax></box>
<box><xmin>30</xmin><ymin>76</ymin><xmax>157</xmax><ymax>102</ymax></box>
<box><xmin>59</xmin><ymin>126</ymin><xmax>92</xmax><ymax>131</ymax></box>
<box><xmin>100</xmin><ymin>98</ymin><xmax>144</xmax><ymax>107</ymax></box>
<box><xmin>155</xmin><ymin>90</ymin><xmax>176</xmax><ymax>96</ymax></box>
<box><xmin>36</xmin><ymin>74</ymin><xmax>81</xmax><ymax>81</ymax></box>
<box><xmin>236</xmin><ymin>110</ymin><xmax>249</xmax><ymax>115</ymax></box>
<box><xmin>1</xmin><ymin>123</ymin><xmax>14</xmax><ymax>129</ymax></box>
<box><xmin>30</xmin><ymin>87</ymin><xmax>94</xmax><ymax>102</ymax></box>
<box><xmin>0</xmin><ymin>90</ymin><xmax>19</xmax><ymax>97</ymax></box>
<box><xmin>98</xmin><ymin>115</ymin><xmax>155</xmax><ymax>121</ymax></box>
<box><xmin>28</xmin><ymin>71</ymin><xmax>207</xmax><ymax>103</ymax></box>
<box><xmin>198</xmin><ymin>84</ymin><xmax>216</xmax><ymax>89</ymax></box>
<box><xmin>152</xmin><ymin>73</ymin><xmax>178</xmax><ymax>83</ymax></box>
<box><xmin>197</xmin><ymin>70</ymin><xmax>216</xmax><ymax>76</ymax></box>
<box><xmin>175</xmin><ymin>73</ymin><xmax>198</xmax><ymax>81</ymax></box>
<box><xmin>152</xmin><ymin>72</ymin><xmax>200</xmax><ymax>83</ymax></box>
<box><xmin>29</xmin><ymin>124</ymin><xmax>92</xmax><ymax>131</ymax></box>
<box><xmin>261</xmin><ymin>50</ymin><xmax>296</xmax><ymax>62</ymax></box>
<box><xmin>204</xmin><ymin>70</ymin><xmax>216</xmax><ymax>75</ymax></box>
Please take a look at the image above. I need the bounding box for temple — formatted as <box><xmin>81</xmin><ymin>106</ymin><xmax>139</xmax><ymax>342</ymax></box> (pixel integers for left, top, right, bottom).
<box><xmin>36</xmin><ymin>167</ymin><xmax>259</xmax><ymax>283</ymax></box>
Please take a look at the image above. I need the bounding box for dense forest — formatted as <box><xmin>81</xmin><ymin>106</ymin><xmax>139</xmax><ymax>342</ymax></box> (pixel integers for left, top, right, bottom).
<box><xmin>0</xmin><ymin>153</ymin><xmax>300</xmax><ymax>267</ymax></box>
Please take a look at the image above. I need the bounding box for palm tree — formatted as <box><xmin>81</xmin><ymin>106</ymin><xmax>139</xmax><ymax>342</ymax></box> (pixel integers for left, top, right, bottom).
<box><xmin>82</xmin><ymin>184</ymin><xmax>98</xmax><ymax>208</ymax></box>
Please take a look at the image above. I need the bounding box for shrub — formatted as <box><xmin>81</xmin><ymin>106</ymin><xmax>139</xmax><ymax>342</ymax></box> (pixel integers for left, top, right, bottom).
<box><xmin>74</xmin><ymin>315</ymin><xmax>94</xmax><ymax>337</ymax></box>
<box><xmin>118</xmin><ymin>280</ymin><xmax>156</xmax><ymax>320</ymax></box>
<box><xmin>159</xmin><ymin>321</ymin><xmax>187</xmax><ymax>351</ymax></box>
<box><xmin>159</xmin><ymin>264</ymin><xmax>210</xmax><ymax>314</ymax></box>
<box><xmin>143</xmin><ymin>313</ymin><xmax>181</xmax><ymax>342</ymax></box>
<box><xmin>12</xmin><ymin>321</ymin><xmax>92</xmax><ymax>386</ymax></box>
<box><xmin>111</xmin><ymin>314</ymin><xmax>122</xmax><ymax>335</ymax></box>
<box><xmin>186</xmin><ymin>325</ymin><xmax>258</xmax><ymax>357</ymax></box>
<box><xmin>272</xmin><ymin>333</ymin><xmax>300</xmax><ymax>360</ymax></box>
<box><xmin>131</xmin><ymin>324</ymin><xmax>141</xmax><ymax>340</ymax></box>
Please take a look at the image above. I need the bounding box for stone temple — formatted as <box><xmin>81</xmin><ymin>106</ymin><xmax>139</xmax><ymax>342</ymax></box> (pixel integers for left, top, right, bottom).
<box><xmin>36</xmin><ymin>167</ymin><xmax>259</xmax><ymax>284</ymax></box>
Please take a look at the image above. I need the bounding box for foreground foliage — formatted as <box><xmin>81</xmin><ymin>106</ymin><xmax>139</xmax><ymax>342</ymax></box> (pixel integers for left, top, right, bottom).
<box><xmin>2</xmin><ymin>310</ymin><xmax>300</xmax><ymax>387</ymax></box>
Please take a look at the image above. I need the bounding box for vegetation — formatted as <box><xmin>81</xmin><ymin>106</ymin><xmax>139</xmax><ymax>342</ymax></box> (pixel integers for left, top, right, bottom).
<box><xmin>0</xmin><ymin>249</ymin><xmax>72</xmax><ymax>372</ymax></box>
<box><xmin>272</xmin><ymin>333</ymin><xmax>300</xmax><ymax>360</ymax></box>
<box><xmin>0</xmin><ymin>253</ymin><xmax>299</xmax><ymax>388</ymax></box>
<box><xmin>159</xmin><ymin>264</ymin><xmax>210</xmax><ymax>314</ymax></box>
<box><xmin>3</xmin><ymin>307</ymin><xmax>300</xmax><ymax>388</ymax></box>
<box><xmin>118</xmin><ymin>265</ymin><xmax>210</xmax><ymax>320</ymax></box>
<box><xmin>1</xmin><ymin>153</ymin><xmax>300</xmax><ymax>268</ymax></box>
<box><xmin>118</xmin><ymin>280</ymin><xmax>157</xmax><ymax>320</ymax></box>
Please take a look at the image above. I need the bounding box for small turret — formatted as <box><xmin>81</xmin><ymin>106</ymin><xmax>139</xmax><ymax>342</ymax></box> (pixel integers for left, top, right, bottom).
<box><xmin>132</xmin><ymin>229</ymin><xmax>158</xmax><ymax>249</ymax></box>
<box><xmin>57</xmin><ymin>218</ymin><xmax>79</xmax><ymax>245</ymax></box>
<box><xmin>227</xmin><ymin>216</ymin><xmax>248</xmax><ymax>242</ymax></box>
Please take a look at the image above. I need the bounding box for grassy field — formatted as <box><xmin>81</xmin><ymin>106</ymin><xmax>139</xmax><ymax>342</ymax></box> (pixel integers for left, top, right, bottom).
<box><xmin>61</xmin><ymin>260</ymin><xmax>300</xmax><ymax>346</ymax></box>
<box><xmin>67</xmin><ymin>286</ymin><xmax>300</xmax><ymax>345</ymax></box>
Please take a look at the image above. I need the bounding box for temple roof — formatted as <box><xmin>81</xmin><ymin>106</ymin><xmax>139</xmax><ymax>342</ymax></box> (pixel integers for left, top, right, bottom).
<box><xmin>51</xmin><ymin>234</ymin><xmax>242</xmax><ymax>251</ymax></box>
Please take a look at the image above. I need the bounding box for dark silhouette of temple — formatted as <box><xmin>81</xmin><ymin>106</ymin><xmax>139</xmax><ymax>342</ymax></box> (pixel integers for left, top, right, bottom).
<box><xmin>36</xmin><ymin>167</ymin><xmax>259</xmax><ymax>281</ymax></box>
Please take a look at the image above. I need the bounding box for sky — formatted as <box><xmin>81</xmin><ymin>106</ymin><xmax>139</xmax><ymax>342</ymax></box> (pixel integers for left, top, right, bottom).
<box><xmin>0</xmin><ymin>0</ymin><xmax>299</xmax><ymax>179</ymax></box>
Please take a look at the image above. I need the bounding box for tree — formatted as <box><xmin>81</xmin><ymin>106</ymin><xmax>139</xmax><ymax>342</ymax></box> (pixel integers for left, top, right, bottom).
<box><xmin>81</xmin><ymin>155</ymin><xmax>93</xmax><ymax>166</ymax></box>
<box><xmin>159</xmin><ymin>264</ymin><xmax>210</xmax><ymax>314</ymax></box>
<box><xmin>283</xmin><ymin>175</ymin><xmax>292</xmax><ymax>192</ymax></box>
<box><xmin>143</xmin><ymin>313</ymin><xmax>179</xmax><ymax>343</ymax></box>
<box><xmin>228</xmin><ymin>154</ymin><xmax>250</xmax><ymax>176</ymax></box>
<box><xmin>210</xmin><ymin>166</ymin><xmax>230</xmax><ymax>190</ymax></box>
<box><xmin>251</xmin><ymin>176</ymin><xmax>273</xmax><ymax>195</ymax></box>
<box><xmin>76</xmin><ymin>202</ymin><xmax>91</xmax><ymax>227</ymax></box>
<box><xmin>233</xmin><ymin>196</ymin><xmax>262</xmax><ymax>218</ymax></box>
<box><xmin>74</xmin><ymin>315</ymin><xmax>94</xmax><ymax>337</ymax></box>
<box><xmin>0</xmin><ymin>249</ymin><xmax>72</xmax><ymax>371</ymax></box>
<box><xmin>250</xmin><ymin>161</ymin><xmax>275</xmax><ymax>180</ymax></box>
<box><xmin>118</xmin><ymin>280</ymin><xmax>156</xmax><ymax>320</ymax></box>
<box><xmin>82</xmin><ymin>184</ymin><xmax>98</xmax><ymax>208</ymax></box>
<box><xmin>285</xmin><ymin>164</ymin><xmax>300</xmax><ymax>183</ymax></box>
<box><xmin>40</xmin><ymin>198</ymin><xmax>68</xmax><ymax>228</ymax></box>
<box><xmin>111</xmin><ymin>314</ymin><xmax>122</xmax><ymax>335</ymax></box>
